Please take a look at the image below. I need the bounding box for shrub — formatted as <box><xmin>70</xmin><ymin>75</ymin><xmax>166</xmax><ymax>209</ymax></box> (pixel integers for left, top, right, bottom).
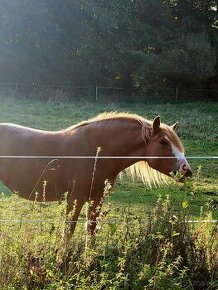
<box><xmin>0</xmin><ymin>195</ymin><xmax>217</xmax><ymax>289</ymax></box>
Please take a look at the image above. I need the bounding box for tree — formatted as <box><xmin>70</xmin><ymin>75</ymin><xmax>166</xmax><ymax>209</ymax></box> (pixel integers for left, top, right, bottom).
<box><xmin>83</xmin><ymin>0</ymin><xmax>217</xmax><ymax>88</ymax></box>
<box><xmin>0</xmin><ymin>0</ymin><xmax>86</xmax><ymax>84</ymax></box>
<box><xmin>0</xmin><ymin>0</ymin><xmax>217</xmax><ymax>90</ymax></box>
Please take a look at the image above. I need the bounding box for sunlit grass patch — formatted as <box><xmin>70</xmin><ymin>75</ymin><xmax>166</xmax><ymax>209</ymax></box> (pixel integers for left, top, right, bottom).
<box><xmin>0</xmin><ymin>196</ymin><xmax>217</xmax><ymax>289</ymax></box>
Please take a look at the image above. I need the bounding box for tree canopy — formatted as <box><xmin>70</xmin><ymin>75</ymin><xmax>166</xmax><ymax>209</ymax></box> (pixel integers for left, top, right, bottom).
<box><xmin>0</xmin><ymin>0</ymin><xmax>217</xmax><ymax>90</ymax></box>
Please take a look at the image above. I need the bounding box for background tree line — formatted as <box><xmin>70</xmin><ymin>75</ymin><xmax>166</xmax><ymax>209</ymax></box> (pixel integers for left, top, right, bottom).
<box><xmin>0</xmin><ymin>0</ymin><xmax>217</xmax><ymax>92</ymax></box>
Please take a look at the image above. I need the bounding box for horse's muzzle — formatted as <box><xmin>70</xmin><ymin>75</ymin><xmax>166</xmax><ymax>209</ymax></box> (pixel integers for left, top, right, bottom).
<box><xmin>176</xmin><ymin>163</ymin><xmax>192</xmax><ymax>182</ymax></box>
<box><xmin>179</xmin><ymin>164</ymin><xmax>192</xmax><ymax>177</ymax></box>
<box><xmin>172</xmin><ymin>160</ymin><xmax>192</xmax><ymax>182</ymax></box>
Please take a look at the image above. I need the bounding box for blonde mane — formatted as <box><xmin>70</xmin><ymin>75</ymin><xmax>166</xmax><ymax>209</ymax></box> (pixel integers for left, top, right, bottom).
<box><xmin>65</xmin><ymin>111</ymin><xmax>152</xmax><ymax>130</ymax></box>
<box><xmin>66</xmin><ymin>112</ymin><xmax>183</xmax><ymax>187</ymax></box>
<box><xmin>125</xmin><ymin>162</ymin><xmax>172</xmax><ymax>187</ymax></box>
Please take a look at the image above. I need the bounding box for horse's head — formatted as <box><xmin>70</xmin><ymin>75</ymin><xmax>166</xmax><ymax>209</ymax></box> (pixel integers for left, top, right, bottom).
<box><xmin>146</xmin><ymin>116</ymin><xmax>192</xmax><ymax>181</ymax></box>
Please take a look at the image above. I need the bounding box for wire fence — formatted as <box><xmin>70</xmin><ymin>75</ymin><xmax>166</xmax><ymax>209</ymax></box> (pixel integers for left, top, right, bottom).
<box><xmin>0</xmin><ymin>156</ymin><xmax>216</xmax><ymax>159</ymax></box>
<box><xmin>0</xmin><ymin>82</ymin><xmax>217</xmax><ymax>102</ymax></box>
<box><xmin>0</xmin><ymin>155</ymin><xmax>217</xmax><ymax>225</ymax></box>
<box><xmin>0</xmin><ymin>216</ymin><xmax>217</xmax><ymax>225</ymax></box>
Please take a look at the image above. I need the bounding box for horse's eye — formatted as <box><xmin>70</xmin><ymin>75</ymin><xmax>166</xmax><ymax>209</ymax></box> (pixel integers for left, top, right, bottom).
<box><xmin>159</xmin><ymin>140</ymin><xmax>168</xmax><ymax>145</ymax></box>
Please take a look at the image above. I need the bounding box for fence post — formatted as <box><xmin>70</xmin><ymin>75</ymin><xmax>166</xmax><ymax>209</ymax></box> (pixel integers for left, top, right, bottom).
<box><xmin>95</xmin><ymin>85</ymin><xmax>98</xmax><ymax>101</ymax></box>
<box><xmin>175</xmin><ymin>87</ymin><xmax>179</xmax><ymax>101</ymax></box>
<box><xmin>14</xmin><ymin>82</ymin><xmax>18</xmax><ymax>98</ymax></box>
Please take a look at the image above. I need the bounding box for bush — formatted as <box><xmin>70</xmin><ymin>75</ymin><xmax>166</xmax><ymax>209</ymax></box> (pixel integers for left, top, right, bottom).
<box><xmin>0</xmin><ymin>194</ymin><xmax>217</xmax><ymax>289</ymax></box>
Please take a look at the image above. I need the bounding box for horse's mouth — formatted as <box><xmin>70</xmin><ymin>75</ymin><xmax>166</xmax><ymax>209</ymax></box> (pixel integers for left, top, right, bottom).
<box><xmin>178</xmin><ymin>176</ymin><xmax>186</xmax><ymax>183</ymax></box>
<box><xmin>171</xmin><ymin>171</ymin><xmax>189</xmax><ymax>183</ymax></box>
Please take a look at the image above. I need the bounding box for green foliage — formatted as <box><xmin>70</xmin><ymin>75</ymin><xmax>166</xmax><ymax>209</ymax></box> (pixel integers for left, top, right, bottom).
<box><xmin>0</xmin><ymin>196</ymin><xmax>217</xmax><ymax>289</ymax></box>
<box><xmin>0</xmin><ymin>0</ymin><xmax>217</xmax><ymax>90</ymax></box>
<box><xmin>0</xmin><ymin>0</ymin><xmax>86</xmax><ymax>84</ymax></box>
<box><xmin>83</xmin><ymin>0</ymin><xmax>217</xmax><ymax>88</ymax></box>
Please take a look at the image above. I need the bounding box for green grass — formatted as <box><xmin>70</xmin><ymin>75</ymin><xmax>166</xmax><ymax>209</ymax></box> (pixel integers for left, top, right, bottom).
<box><xmin>0</xmin><ymin>96</ymin><xmax>217</xmax><ymax>218</ymax></box>
<box><xmin>0</xmin><ymin>195</ymin><xmax>217</xmax><ymax>289</ymax></box>
<box><xmin>0</xmin><ymin>96</ymin><xmax>217</xmax><ymax>289</ymax></box>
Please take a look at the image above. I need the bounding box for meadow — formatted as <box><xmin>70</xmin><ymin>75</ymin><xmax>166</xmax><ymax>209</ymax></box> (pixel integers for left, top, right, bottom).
<box><xmin>0</xmin><ymin>96</ymin><xmax>217</xmax><ymax>289</ymax></box>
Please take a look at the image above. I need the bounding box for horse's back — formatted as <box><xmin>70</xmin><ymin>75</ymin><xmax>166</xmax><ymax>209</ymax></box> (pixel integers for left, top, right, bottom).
<box><xmin>0</xmin><ymin>123</ymin><xmax>54</xmax><ymax>138</ymax></box>
<box><xmin>0</xmin><ymin>123</ymin><xmax>59</xmax><ymax>155</ymax></box>
<box><xmin>0</xmin><ymin>122</ymin><xmax>94</xmax><ymax>201</ymax></box>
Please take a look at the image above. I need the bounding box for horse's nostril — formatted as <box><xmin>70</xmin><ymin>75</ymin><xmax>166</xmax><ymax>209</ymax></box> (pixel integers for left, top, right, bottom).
<box><xmin>182</xmin><ymin>164</ymin><xmax>188</xmax><ymax>171</ymax></box>
<box><xmin>179</xmin><ymin>163</ymin><xmax>192</xmax><ymax>177</ymax></box>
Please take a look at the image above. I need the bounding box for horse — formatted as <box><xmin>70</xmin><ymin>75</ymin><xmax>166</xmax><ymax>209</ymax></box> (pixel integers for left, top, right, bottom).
<box><xmin>0</xmin><ymin>112</ymin><xmax>192</xmax><ymax>240</ymax></box>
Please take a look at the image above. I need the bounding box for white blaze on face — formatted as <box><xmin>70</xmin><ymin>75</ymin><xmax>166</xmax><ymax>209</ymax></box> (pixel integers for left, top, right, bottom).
<box><xmin>170</xmin><ymin>142</ymin><xmax>191</xmax><ymax>175</ymax></box>
<box><xmin>171</xmin><ymin>143</ymin><xmax>185</xmax><ymax>162</ymax></box>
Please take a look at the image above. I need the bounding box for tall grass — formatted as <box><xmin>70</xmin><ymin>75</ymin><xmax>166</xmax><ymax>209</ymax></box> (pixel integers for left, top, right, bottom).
<box><xmin>0</xmin><ymin>194</ymin><xmax>217</xmax><ymax>290</ymax></box>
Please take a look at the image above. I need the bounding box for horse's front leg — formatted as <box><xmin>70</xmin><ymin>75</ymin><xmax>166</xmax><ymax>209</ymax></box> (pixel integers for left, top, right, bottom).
<box><xmin>86</xmin><ymin>193</ymin><xmax>110</xmax><ymax>235</ymax></box>
<box><xmin>56</xmin><ymin>197</ymin><xmax>84</xmax><ymax>264</ymax></box>
<box><xmin>64</xmin><ymin>198</ymin><xmax>84</xmax><ymax>244</ymax></box>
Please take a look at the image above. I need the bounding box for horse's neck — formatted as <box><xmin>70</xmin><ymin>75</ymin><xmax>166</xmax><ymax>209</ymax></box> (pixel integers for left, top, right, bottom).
<box><xmin>86</xmin><ymin>118</ymin><xmax>147</xmax><ymax>162</ymax></box>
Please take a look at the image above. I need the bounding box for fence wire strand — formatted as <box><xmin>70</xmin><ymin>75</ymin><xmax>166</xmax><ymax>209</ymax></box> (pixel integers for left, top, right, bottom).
<box><xmin>0</xmin><ymin>156</ymin><xmax>217</xmax><ymax>159</ymax></box>
<box><xmin>0</xmin><ymin>218</ymin><xmax>217</xmax><ymax>224</ymax></box>
<box><xmin>0</xmin><ymin>155</ymin><xmax>217</xmax><ymax>225</ymax></box>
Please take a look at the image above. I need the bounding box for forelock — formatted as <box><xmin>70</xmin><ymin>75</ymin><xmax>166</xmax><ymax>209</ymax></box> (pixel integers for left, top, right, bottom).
<box><xmin>160</xmin><ymin>125</ymin><xmax>184</xmax><ymax>153</ymax></box>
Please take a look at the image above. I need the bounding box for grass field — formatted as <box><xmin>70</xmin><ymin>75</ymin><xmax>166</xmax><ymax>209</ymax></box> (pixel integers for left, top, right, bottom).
<box><xmin>0</xmin><ymin>96</ymin><xmax>217</xmax><ymax>289</ymax></box>
<box><xmin>0</xmin><ymin>96</ymin><xmax>217</xmax><ymax>217</ymax></box>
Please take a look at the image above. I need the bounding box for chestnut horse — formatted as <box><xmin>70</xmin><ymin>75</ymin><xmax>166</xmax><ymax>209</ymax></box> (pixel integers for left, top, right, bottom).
<box><xmin>0</xmin><ymin>112</ymin><xmax>192</xmax><ymax>239</ymax></box>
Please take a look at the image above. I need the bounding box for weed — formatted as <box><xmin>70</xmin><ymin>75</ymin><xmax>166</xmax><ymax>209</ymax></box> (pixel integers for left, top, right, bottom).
<box><xmin>0</xmin><ymin>194</ymin><xmax>217</xmax><ymax>289</ymax></box>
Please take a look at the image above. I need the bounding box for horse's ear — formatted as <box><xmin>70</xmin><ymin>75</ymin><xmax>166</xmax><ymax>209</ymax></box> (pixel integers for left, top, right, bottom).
<box><xmin>171</xmin><ymin>122</ymin><xmax>179</xmax><ymax>131</ymax></box>
<box><xmin>152</xmin><ymin>116</ymin><xmax>161</xmax><ymax>137</ymax></box>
